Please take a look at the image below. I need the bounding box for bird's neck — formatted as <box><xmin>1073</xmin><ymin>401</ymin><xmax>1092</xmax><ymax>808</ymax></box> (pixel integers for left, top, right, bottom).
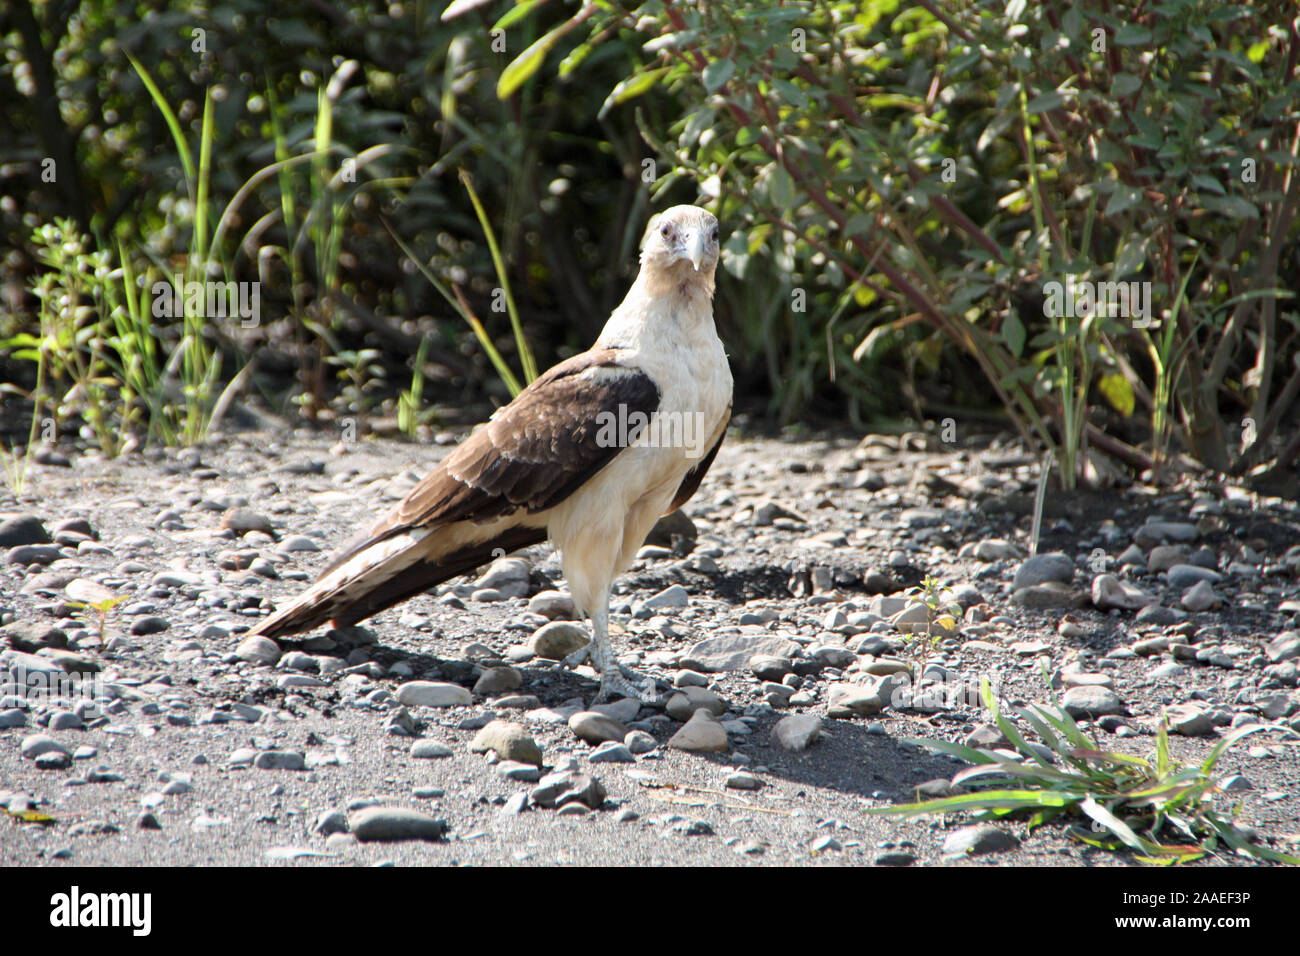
<box><xmin>596</xmin><ymin>264</ymin><xmax>716</xmax><ymax>351</ymax></box>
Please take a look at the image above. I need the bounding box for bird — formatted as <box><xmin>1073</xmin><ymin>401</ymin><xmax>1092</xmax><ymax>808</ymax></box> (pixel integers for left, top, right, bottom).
<box><xmin>248</xmin><ymin>205</ymin><xmax>733</xmax><ymax>702</ymax></box>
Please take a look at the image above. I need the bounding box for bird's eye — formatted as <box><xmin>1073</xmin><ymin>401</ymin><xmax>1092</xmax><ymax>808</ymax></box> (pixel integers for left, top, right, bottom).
<box><xmin>660</xmin><ymin>223</ymin><xmax>672</xmax><ymax>238</ymax></box>
<box><xmin>710</xmin><ymin>227</ymin><xmax>718</xmax><ymax>242</ymax></box>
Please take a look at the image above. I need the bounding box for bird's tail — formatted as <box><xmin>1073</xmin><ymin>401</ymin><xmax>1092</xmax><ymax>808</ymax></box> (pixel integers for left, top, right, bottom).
<box><xmin>247</xmin><ymin>520</ymin><xmax>548</xmax><ymax>640</ymax></box>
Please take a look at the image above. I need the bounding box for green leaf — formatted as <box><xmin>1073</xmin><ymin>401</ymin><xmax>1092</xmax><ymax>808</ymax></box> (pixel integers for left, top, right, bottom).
<box><xmin>1111</xmin><ymin>73</ymin><xmax>1141</xmax><ymax>97</ymax></box>
<box><xmin>1026</xmin><ymin>90</ymin><xmax>1067</xmax><ymax>114</ymax></box>
<box><xmin>702</xmin><ymin>58</ymin><xmax>735</xmax><ymax>92</ymax></box>
<box><xmin>497</xmin><ymin>23</ymin><xmax>567</xmax><ymax>99</ymax></box>
<box><xmin>1104</xmin><ymin>185</ymin><xmax>1143</xmax><ymax>216</ymax></box>
<box><xmin>1114</xmin><ymin>24</ymin><xmax>1152</xmax><ymax>46</ymax></box>
<box><xmin>598</xmin><ymin>68</ymin><xmax>669</xmax><ymax>120</ymax></box>
<box><xmin>767</xmin><ymin>164</ymin><xmax>796</xmax><ymax>207</ymax></box>
<box><xmin>1002</xmin><ymin>311</ymin><xmax>1026</xmax><ymax>356</ymax></box>
<box><xmin>1097</xmin><ymin>372</ymin><xmax>1135</xmax><ymax>416</ymax></box>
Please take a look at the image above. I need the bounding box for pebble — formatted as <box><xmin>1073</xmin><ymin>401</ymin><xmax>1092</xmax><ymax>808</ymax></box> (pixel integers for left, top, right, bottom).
<box><xmin>473</xmin><ymin>667</ymin><xmax>523</xmax><ymax>695</ymax></box>
<box><xmin>20</xmin><ymin>734</ymin><xmax>68</xmax><ymax>760</ymax></box>
<box><xmin>526</xmin><ymin>621</ymin><xmax>589</xmax><ymax>660</ymax></box>
<box><xmin>569</xmin><ymin>711</ymin><xmax>630</xmax><ymax>744</ymax></box>
<box><xmin>827</xmin><ymin>683</ymin><xmax>885</xmax><ymax>717</ymax></box>
<box><xmin>394</xmin><ymin>681</ymin><xmax>472</xmax><ymax>708</ymax></box>
<box><xmin>665</xmin><ymin>686</ymin><xmax>726</xmax><ymax>721</ymax></box>
<box><xmin>528</xmin><ymin>590</ymin><xmax>576</xmax><ymax>620</ymax></box>
<box><xmin>943</xmin><ymin>825</ymin><xmax>1019</xmax><ymax>857</ymax></box>
<box><xmin>530</xmin><ymin>771</ymin><xmax>607</xmax><ymax>810</ymax></box>
<box><xmin>1166</xmin><ymin>703</ymin><xmax>1213</xmax><ymax>736</ymax></box>
<box><xmin>725</xmin><ymin>771</ymin><xmax>761</xmax><ymax>790</ymax></box>
<box><xmin>410</xmin><ymin>740</ymin><xmax>453</xmax><ymax>759</ymax></box>
<box><xmin>624</xmin><ymin>730</ymin><xmax>657</xmax><ymax>754</ymax></box>
<box><xmin>350</xmin><ymin>806</ymin><xmax>447</xmax><ymax>842</ymax></box>
<box><xmin>253</xmin><ymin>750</ymin><xmax>307</xmax><ymax>771</ymax></box>
<box><xmin>1267</xmin><ymin>632</ymin><xmax>1300</xmax><ymax>663</ymax></box>
<box><xmin>1091</xmin><ymin>574</ymin><xmax>1156</xmax><ymax>611</ymax></box>
<box><xmin>1062</xmin><ymin>685</ymin><xmax>1124</xmax><ymax>717</ymax></box>
<box><xmin>667</xmin><ymin>710</ymin><xmax>729</xmax><ymax>752</ymax></box>
<box><xmin>1166</xmin><ymin>564</ymin><xmax>1223</xmax><ymax>589</ymax></box>
<box><xmin>235</xmin><ymin>635</ymin><xmax>280</xmax><ymax>665</ymax></box>
<box><xmin>470</xmin><ymin>720</ymin><xmax>543</xmax><ymax>765</ymax></box>
<box><xmin>588</xmin><ymin>742</ymin><xmax>635</xmax><ymax>763</ymax></box>
<box><xmin>678</xmin><ymin>634</ymin><xmax>801</xmax><ymax>672</ymax></box>
<box><xmin>1181</xmin><ymin>580</ymin><xmax>1220</xmax><ymax>612</ymax></box>
<box><xmin>1013</xmin><ymin>552</ymin><xmax>1075</xmax><ymax>589</ymax></box>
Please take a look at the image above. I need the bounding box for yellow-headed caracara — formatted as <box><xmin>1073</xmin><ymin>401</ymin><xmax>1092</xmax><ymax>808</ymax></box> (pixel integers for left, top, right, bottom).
<box><xmin>248</xmin><ymin>206</ymin><xmax>733</xmax><ymax>702</ymax></box>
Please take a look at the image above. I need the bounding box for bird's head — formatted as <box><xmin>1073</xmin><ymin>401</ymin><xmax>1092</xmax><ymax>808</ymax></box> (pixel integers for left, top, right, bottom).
<box><xmin>641</xmin><ymin>205</ymin><xmax>721</xmax><ymax>277</ymax></box>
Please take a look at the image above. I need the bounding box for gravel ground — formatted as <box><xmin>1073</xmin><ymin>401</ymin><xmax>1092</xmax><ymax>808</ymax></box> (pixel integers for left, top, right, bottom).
<box><xmin>2</xmin><ymin>425</ymin><xmax>1298</xmax><ymax>867</ymax></box>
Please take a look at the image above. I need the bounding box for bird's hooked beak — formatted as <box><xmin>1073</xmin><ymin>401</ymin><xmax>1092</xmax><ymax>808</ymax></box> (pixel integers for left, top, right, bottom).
<box><xmin>683</xmin><ymin>228</ymin><xmax>709</xmax><ymax>271</ymax></box>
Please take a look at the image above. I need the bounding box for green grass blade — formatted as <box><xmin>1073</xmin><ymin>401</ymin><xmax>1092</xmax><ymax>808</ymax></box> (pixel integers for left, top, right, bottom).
<box><xmin>459</xmin><ymin>169</ymin><xmax>537</xmax><ymax>384</ymax></box>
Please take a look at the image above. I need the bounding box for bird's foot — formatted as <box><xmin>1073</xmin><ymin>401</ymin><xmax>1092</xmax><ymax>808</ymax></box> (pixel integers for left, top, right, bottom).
<box><xmin>595</xmin><ymin>667</ymin><xmax>666</xmax><ymax>705</ymax></box>
<box><xmin>558</xmin><ymin>645</ymin><xmax>591</xmax><ymax>670</ymax></box>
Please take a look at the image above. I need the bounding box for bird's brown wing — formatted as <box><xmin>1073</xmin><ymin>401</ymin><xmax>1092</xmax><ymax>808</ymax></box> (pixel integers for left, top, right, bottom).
<box><xmin>320</xmin><ymin>348</ymin><xmax>661</xmax><ymax>576</ymax></box>
<box><xmin>249</xmin><ymin>349</ymin><xmax>660</xmax><ymax>638</ymax></box>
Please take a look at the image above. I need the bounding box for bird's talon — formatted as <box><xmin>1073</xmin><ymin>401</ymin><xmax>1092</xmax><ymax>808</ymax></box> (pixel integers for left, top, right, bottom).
<box><xmin>558</xmin><ymin>645</ymin><xmax>591</xmax><ymax>670</ymax></box>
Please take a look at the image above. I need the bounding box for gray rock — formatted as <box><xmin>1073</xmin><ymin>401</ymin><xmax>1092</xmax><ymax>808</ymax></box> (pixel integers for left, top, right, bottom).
<box><xmin>827</xmin><ymin>683</ymin><xmax>884</xmax><ymax>717</ymax></box>
<box><xmin>0</xmin><ymin>709</ymin><xmax>28</xmax><ymax>729</ymax></box>
<box><xmin>588</xmin><ymin>742</ymin><xmax>635</xmax><ymax>763</ymax></box>
<box><xmin>750</xmin><ymin>654</ymin><xmax>793</xmax><ymax>682</ymax></box>
<box><xmin>1147</xmin><ymin>544</ymin><xmax>1189</xmax><ymax>572</ymax></box>
<box><xmin>568</xmin><ymin>711</ymin><xmax>629</xmax><ymax>745</ymax></box>
<box><xmin>1011</xmin><ymin>583</ymin><xmax>1086</xmax><ymax>609</ymax></box>
<box><xmin>528</xmin><ymin>590</ymin><xmax>576</xmax><ymax>620</ymax></box>
<box><xmin>530</xmin><ymin>771</ymin><xmax>606</xmax><ymax>810</ymax></box>
<box><xmin>640</xmin><ymin>584</ymin><xmax>689</xmax><ymax>610</ymax></box>
<box><xmin>470</xmin><ymin>720</ymin><xmax>543</xmax><ymax>765</ymax></box>
<box><xmin>665</xmin><ymin>686</ymin><xmax>726</xmax><ymax>721</ymax></box>
<box><xmin>526</xmin><ymin>621</ymin><xmax>589</xmax><ymax>660</ymax></box>
<box><xmin>1181</xmin><ymin>580</ymin><xmax>1220</xmax><ymax>612</ymax></box>
<box><xmin>253</xmin><ymin>750</ymin><xmax>306</xmax><ymax>771</ymax></box>
<box><xmin>1134</xmin><ymin>522</ymin><xmax>1198</xmax><ymax>548</ymax></box>
<box><xmin>1062</xmin><ymin>685</ymin><xmax>1123</xmax><ymax>717</ymax></box>
<box><xmin>1135</xmin><ymin>604</ymin><xmax>1187</xmax><ymax>626</ymax></box>
<box><xmin>394</xmin><ymin>681</ymin><xmax>471</xmax><ymax>708</ymax></box>
<box><xmin>1013</xmin><ymin>552</ymin><xmax>1075</xmax><ymax>589</ymax></box>
<box><xmin>473</xmin><ymin>667</ymin><xmax>523</xmax><ymax>696</ymax></box>
<box><xmin>20</xmin><ymin>734</ymin><xmax>68</xmax><ymax>760</ymax></box>
<box><xmin>235</xmin><ymin>635</ymin><xmax>280</xmax><ymax>665</ymax></box>
<box><xmin>35</xmin><ymin>751</ymin><xmax>72</xmax><ymax>769</ymax></box>
<box><xmin>772</xmin><ymin>714</ymin><xmax>823</xmax><ymax>751</ymax></box>
<box><xmin>410</xmin><ymin>740</ymin><xmax>453</xmax><ymax>759</ymax></box>
<box><xmin>350</xmin><ymin>806</ymin><xmax>447</xmax><ymax>842</ymax></box>
<box><xmin>1166</xmin><ymin>564</ymin><xmax>1223</xmax><ymax>589</ymax></box>
<box><xmin>1167</xmin><ymin>703</ymin><xmax>1213</xmax><ymax>736</ymax></box>
<box><xmin>725</xmin><ymin>771</ymin><xmax>762</xmax><ymax>790</ymax></box>
<box><xmin>47</xmin><ymin>711</ymin><xmax>82</xmax><ymax>731</ymax></box>
<box><xmin>0</xmin><ymin>516</ymin><xmax>51</xmax><ymax>548</ymax></box>
<box><xmin>1266</xmin><ymin>631</ymin><xmax>1300</xmax><ymax>663</ymax></box>
<box><xmin>667</xmin><ymin>710</ymin><xmax>729</xmax><ymax>752</ymax></box>
<box><xmin>624</xmin><ymin>730</ymin><xmax>657</xmax><ymax>754</ymax></box>
<box><xmin>1091</xmin><ymin>574</ymin><xmax>1156</xmax><ymax>611</ymax></box>
<box><xmin>7</xmin><ymin>544</ymin><xmax>63</xmax><ymax>565</ymax></box>
<box><xmin>680</xmin><ymin>635</ymin><xmax>802</xmax><ymax>672</ymax></box>
<box><xmin>943</xmin><ymin>825</ymin><xmax>1019</xmax><ymax>857</ymax></box>
<box><xmin>474</xmin><ymin>557</ymin><xmax>531</xmax><ymax>599</ymax></box>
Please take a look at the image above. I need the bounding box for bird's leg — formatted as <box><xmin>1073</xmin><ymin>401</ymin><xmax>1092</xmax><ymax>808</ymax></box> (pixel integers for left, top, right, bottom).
<box><xmin>588</xmin><ymin>600</ymin><xmax>663</xmax><ymax>704</ymax></box>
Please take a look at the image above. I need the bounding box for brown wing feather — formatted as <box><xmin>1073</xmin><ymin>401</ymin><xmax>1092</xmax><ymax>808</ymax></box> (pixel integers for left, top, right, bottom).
<box><xmin>318</xmin><ymin>349</ymin><xmax>659</xmax><ymax>579</ymax></box>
